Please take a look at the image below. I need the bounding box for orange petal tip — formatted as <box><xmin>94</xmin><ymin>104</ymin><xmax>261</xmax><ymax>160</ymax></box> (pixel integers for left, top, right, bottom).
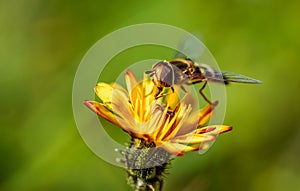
<box><xmin>219</xmin><ymin>126</ymin><xmax>233</xmax><ymax>134</ymax></box>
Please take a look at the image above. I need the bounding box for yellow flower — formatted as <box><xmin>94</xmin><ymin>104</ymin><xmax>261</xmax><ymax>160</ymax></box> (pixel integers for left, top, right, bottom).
<box><xmin>84</xmin><ymin>70</ymin><xmax>232</xmax><ymax>156</ymax></box>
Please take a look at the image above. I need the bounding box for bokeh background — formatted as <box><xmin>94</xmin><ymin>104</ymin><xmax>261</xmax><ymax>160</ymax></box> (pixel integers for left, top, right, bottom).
<box><xmin>1</xmin><ymin>0</ymin><xmax>300</xmax><ymax>190</ymax></box>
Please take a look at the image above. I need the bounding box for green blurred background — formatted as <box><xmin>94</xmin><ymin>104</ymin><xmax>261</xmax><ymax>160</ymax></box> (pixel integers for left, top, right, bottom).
<box><xmin>1</xmin><ymin>0</ymin><xmax>300</xmax><ymax>190</ymax></box>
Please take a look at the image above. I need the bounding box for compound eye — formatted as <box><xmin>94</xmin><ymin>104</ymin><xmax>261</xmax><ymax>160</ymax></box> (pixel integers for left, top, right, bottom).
<box><xmin>153</xmin><ymin>61</ymin><xmax>168</xmax><ymax>69</ymax></box>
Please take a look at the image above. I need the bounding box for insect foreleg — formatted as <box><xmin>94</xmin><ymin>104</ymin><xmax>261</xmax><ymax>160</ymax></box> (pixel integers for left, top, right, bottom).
<box><xmin>155</xmin><ymin>86</ymin><xmax>164</xmax><ymax>98</ymax></box>
<box><xmin>154</xmin><ymin>86</ymin><xmax>174</xmax><ymax>99</ymax></box>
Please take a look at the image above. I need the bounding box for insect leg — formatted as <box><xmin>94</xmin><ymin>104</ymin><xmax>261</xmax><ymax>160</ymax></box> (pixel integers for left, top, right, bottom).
<box><xmin>180</xmin><ymin>85</ymin><xmax>187</xmax><ymax>93</ymax></box>
<box><xmin>199</xmin><ymin>81</ymin><xmax>212</xmax><ymax>104</ymax></box>
<box><xmin>144</xmin><ymin>83</ymin><xmax>155</xmax><ymax>97</ymax></box>
<box><xmin>155</xmin><ymin>87</ymin><xmax>175</xmax><ymax>99</ymax></box>
<box><xmin>155</xmin><ymin>86</ymin><xmax>163</xmax><ymax>98</ymax></box>
<box><xmin>144</xmin><ymin>70</ymin><xmax>159</xmax><ymax>97</ymax></box>
<box><xmin>186</xmin><ymin>80</ymin><xmax>212</xmax><ymax>104</ymax></box>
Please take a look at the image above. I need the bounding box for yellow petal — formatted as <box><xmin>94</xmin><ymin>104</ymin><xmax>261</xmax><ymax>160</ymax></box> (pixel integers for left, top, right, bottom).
<box><xmin>94</xmin><ymin>82</ymin><xmax>134</xmax><ymax>124</ymax></box>
<box><xmin>194</xmin><ymin>126</ymin><xmax>217</xmax><ymax>134</ymax></box>
<box><xmin>84</xmin><ymin>100</ymin><xmax>139</xmax><ymax>136</ymax></box>
<box><xmin>160</xmin><ymin>89</ymin><xmax>180</xmax><ymax>111</ymax></box>
<box><xmin>172</xmin><ymin>134</ymin><xmax>216</xmax><ymax>144</ymax></box>
<box><xmin>182</xmin><ymin>145</ymin><xmax>201</xmax><ymax>152</ymax></box>
<box><xmin>151</xmin><ymin>104</ymin><xmax>169</xmax><ymax>140</ymax></box>
<box><xmin>197</xmin><ymin>143</ymin><xmax>212</xmax><ymax>152</ymax></box>
<box><xmin>194</xmin><ymin>125</ymin><xmax>232</xmax><ymax>135</ymax></box>
<box><xmin>145</xmin><ymin>106</ymin><xmax>164</xmax><ymax>134</ymax></box>
<box><xmin>94</xmin><ymin>82</ymin><xmax>128</xmax><ymax>104</ymax></box>
<box><xmin>218</xmin><ymin>125</ymin><xmax>233</xmax><ymax>134</ymax></box>
<box><xmin>175</xmin><ymin>110</ymin><xmax>200</xmax><ymax>136</ymax></box>
<box><xmin>179</xmin><ymin>93</ymin><xmax>197</xmax><ymax>110</ymax></box>
<box><xmin>162</xmin><ymin>104</ymin><xmax>192</xmax><ymax>141</ymax></box>
<box><xmin>198</xmin><ymin>101</ymin><xmax>218</xmax><ymax>126</ymax></box>
<box><xmin>130</xmin><ymin>80</ymin><xmax>157</xmax><ymax>122</ymax></box>
<box><xmin>125</xmin><ymin>69</ymin><xmax>138</xmax><ymax>104</ymax></box>
<box><xmin>155</xmin><ymin>115</ymin><xmax>171</xmax><ymax>141</ymax></box>
<box><xmin>110</xmin><ymin>96</ymin><xmax>136</xmax><ymax>129</ymax></box>
<box><xmin>173</xmin><ymin>101</ymin><xmax>218</xmax><ymax>136</ymax></box>
<box><xmin>142</xmin><ymin>77</ymin><xmax>156</xmax><ymax>98</ymax></box>
<box><xmin>159</xmin><ymin>142</ymin><xmax>188</xmax><ymax>156</ymax></box>
<box><xmin>160</xmin><ymin>142</ymin><xmax>200</xmax><ymax>155</ymax></box>
<box><xmin>84</xmin><ymin>100</ymin><xmax>121</xmax><ymax>127</ymax></box>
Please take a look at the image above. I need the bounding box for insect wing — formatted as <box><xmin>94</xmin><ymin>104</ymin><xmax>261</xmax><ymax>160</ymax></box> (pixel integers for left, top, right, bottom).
<box><xmin>174</xmin><ymin>35</ymin><xmax>204</xmax><ymax>59</ymax></box>
<box><xmin>221</xmin><ymin>71</ymin><xmax>262</xmax><ymax>84</ymax></box>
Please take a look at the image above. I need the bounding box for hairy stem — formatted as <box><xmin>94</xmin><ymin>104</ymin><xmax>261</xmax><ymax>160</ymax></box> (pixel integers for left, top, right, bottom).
<box><xmin>124</xmin><ymin>138</ymin><xmax>171</xmax><ymax>191</ymax></box>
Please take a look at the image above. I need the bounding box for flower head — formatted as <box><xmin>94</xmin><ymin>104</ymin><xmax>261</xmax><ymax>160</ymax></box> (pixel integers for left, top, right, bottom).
<box><xmin>84</xmin><ymin>70</ymin><xmax>232</xmax><ymax>156</ymax></box>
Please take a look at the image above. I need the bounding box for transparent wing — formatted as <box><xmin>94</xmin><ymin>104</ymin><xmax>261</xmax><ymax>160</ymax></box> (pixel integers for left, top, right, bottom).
<box><xmin>174</xmin><ymin>35</ymin><xmax>204</xmax><ymax>59</ymax></box>
<box><xmin>221</xmin><ymin>71</ymin><xmax>262</xmax><ymax>84</ymax></box>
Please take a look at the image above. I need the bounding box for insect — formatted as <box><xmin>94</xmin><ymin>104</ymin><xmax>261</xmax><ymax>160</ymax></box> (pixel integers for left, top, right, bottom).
<box><xmin>146</xmin><ymin>58</ymin><xmax>262</xmax><ymax>104</ymax></box>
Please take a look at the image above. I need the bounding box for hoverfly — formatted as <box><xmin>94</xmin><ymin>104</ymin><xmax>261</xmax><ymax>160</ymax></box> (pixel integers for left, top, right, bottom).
<box><xmin>146</xmin><ymin>58</ymin><xmax>261</xmax><ymax>104</ymax></box>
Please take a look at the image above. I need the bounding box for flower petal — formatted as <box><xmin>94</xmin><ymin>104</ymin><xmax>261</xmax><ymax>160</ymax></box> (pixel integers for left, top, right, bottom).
<box><xmin>173</xmin><ymin>100</ymin><xmax>217</xmax><ymax>136</ymax></box>
<box><xmin>218</xmin><ymin>125</ymin><xmax>233</xmax><ymax>134</ymax></box>
<box><xmin>195</xmin><ymin>126</ymin><xmax>217</xmax><ymax>134</ymax></box>
<box><xmin>198</xmin><ymin>101</ymin><xmax>218</xmax><ymax>126</ymax></box>
<box><xmin>145</xmin><ymin>105</ymin><xmax>165</xmax><ymax>134</ymax></box>
<box><xmin>94</xmin><ymin>82</ymin><xmax>128</xmax><ymax>105</ymax></box>
<box><xmin>172</xmin><ymin>134</ymin><xmax>216</xmax><ymax>144</ymax></box>
<box><xmin>175</xmin><ymin>110</ymin><xmax>201</xmax><ymax>136</ymax></box>
<box><xmin>151</xmin><ymin>104</ymin><xmax>170</xmax><ymax>141</ymax></box>
<box><xmin>130</xmin><ymin>80</ymin><xmax>154</xmax><ymax>122</ymax></box>
<box><xmin>84</xmin><ymin>100</ymin><xmax>121</xmax><ymax>127</ymax></box>
<box><xmin>125</xmin><ymin>69</ymin><xmax>138</xmax><ymax>104</ymax></box>
<box><xmin>159</xmin><ymin>142</ymin><xmax>198</xmax><ymax>156</ymax></box>
<box><xmin>110</xmin><ymin>96</ymin><xmax>136</xmax><ymax>131</ymax></box>
<box><xmin>178</xmin><ymin>93</ymin><xmax>198</xmax><ymax>111</ymax></box>
<box><xmin>193</xmin><ymin>125</ymin><xmax>233</xmax><ymax>135</ymax></box>
<box><xmin>162</xmin><ymin>104</ymin><xmax>192</xmax><ymax>141</ymax></box>
<box><xmin>161</xmin><ymin>89</ymin><xmax>180</xmax><ymax>111</ymax></box>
